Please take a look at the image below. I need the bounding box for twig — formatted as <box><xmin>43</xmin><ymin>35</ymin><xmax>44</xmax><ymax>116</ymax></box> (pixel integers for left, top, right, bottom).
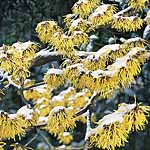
<box><xmin>34</xmin><ymin>122</ymin><xmax>47</xmax><ymax>127</ymax></box>
<box><xmin>24</xmin><ymin>134</ymin><xmax>38</xmax><ymax>147</ymax></box>
<box><xmin>31</xmin><ymin>50</ymin><xmax>95</xmax><ymax>67</ymax></box>
<box><xmin>20</xmin><ymin>81</ymin><xmax>29</xmax><ymax>105</ymax></box>
<box><xmin>37</xmin><ymin>129</ymin><xmax>54</xmax><ymax>149</ymax></box>
<box><xmin>84</xmin><ymin>109</ymin><xmax>92</xmax><ymax>150</ymax></box>
<box><xmin>114</xmin><ymin>7</ymin><xmax>132</xmax><ymax>17</ymax></box>
<box><xmin>23</xmin><ymin>81</ymin><xmax>45</xmax><ymax>90</ymax></box>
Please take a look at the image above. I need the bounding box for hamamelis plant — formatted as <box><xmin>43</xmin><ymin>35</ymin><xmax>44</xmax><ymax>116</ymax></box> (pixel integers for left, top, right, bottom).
<box><xmin>0</xmin><ymin>0</ymin><xmax>150</xmax><ymax>149</ymax></box>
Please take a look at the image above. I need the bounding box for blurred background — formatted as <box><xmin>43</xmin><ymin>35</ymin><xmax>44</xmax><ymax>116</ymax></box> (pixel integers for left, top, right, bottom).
<box><xmin>0</xmin><ymin>0</ymin><xmax>150</xmax><ymax>149</ymax></box>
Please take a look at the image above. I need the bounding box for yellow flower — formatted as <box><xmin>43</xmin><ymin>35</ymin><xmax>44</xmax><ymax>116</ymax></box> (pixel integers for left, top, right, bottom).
<box><xmin>89</xmin><ymin>4</ymin><xmax>116</xmax><ymax>30</ymax></box>
<box><xmin>83</xmin><ymin>38</ymin><xmax>145</xmax><ymax>71</ymax></box>
<box><xmin>121</xmin><ymin>37</ymin><xmax>145</xmax><ymax>50</ymax></box>
<box><xmin>0</xmin><ymin>42</ymin><xmax>39</xmax><ymax>85</ymax></box>
<box><xmin>69</xmin><ymin>89</ymin><xmax>91</xmax><ymax>108</ymax></box>
<box><xmin>11</xmin><ymin>143</ymin><xmax>32</xmax><ymax>150</ymax></box>
<box><xmin>46</xmin><ymin>106</ymin><xmax>76</xmax><ymax>136</ymax></box>
<box><xmin>51</xmin><ymin>87</ymin><xmax>76</xmax><ymax>107</ymax></box>
<box><xmin>23</xmin><ymin>85</ymin><xmax>50</xmax><ymax>101</ymax></box>
<box><xmin>35</xmin><ymin>21</ymin><xmax>62</xmax><ymax>43</ymax></box>
<box><xmin>112</xmin><ymin>16</ymin><xmax>143</xmax><ymax>32</ymax></box>
<box><xmin>109</xmin><ymin>47</ymin><xmax>147</xmax><ymax>88</ymax></box>
<box><xmin>0</xmin><ymin>142</ymin><xmax>6</xmax><ymax>150</ymax></box>
<box><xmin>50</xmin><ymin>31</ymin><xmax>76</xmax><ymax>57</ymax></box>
<box><xmin>17</xmin><ymin>105</ymin><xmax>39</xmax><ymax>128</ymax></box>
<box><xmin>35</xmin><ymin>98</ymin><xmax>52</xmax><ymax>117</ymax></box>
<box><xmin>72</xmin><ymin>31</ymin><xmax>89</xmax><ymax>46</ymax></box>
<box><xmin>123</xmin><ymin>104</ymin><xmax>150</xmax><ymax>131</ymax></box>
<box><xmin>64</xmin><ymin>14</ymin><xmax>77</xmax><ymax>27</ymax></box>
<box><xmin>12</xmin><ymin>41</ymin><xmax>40</xmax><ymax>59</ymax></box>
<box><xmin>128</xmin><ymin>0</ymin><xmax>148</xmax><ymax>10</ymax></box>
<box><xmin>89</xmin><ymin>104</ymin><xmax>134</xmax><ymax>150</ymax></box>
<box><xmin>0</xmin><ymin>112</ymin><xmax>26</xmax><ymax>140</ymax></box>
<box><xmin>44</xmin><ymin>68</ymin><xmax>65</xmax><ymax>90</ymax></box>
<box><xmin>68</xmin><ymin>18</ymin><xmax>91</xmax><ymax>34</ymax></box>
<box><xmin>83</xmin><ymin>44</ymin><xmax>122</xmax><ymax>70</ymax></box>
<box><xmin>72</xmin><ymin>0</ymin><xmax>100</xmax><ymax>18</ymax></box>
<box><xmin>90</xmin><ymin>123</ymin><xmax>129</xmax><ymax>150</ymax></box>
<box><xmin>89</xmin><ymin>103</ymin><xmax>147</xmax><ymax>150</ymax></box>
<box><xmin>57</xmin><ymin>132</ymin><xmax>73</xmax><ymax>144</ymax></box>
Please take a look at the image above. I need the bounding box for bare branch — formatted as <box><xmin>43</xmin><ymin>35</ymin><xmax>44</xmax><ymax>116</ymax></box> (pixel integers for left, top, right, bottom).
<box><xmin>23</xmin><ymin>81</ymin><xmax>45</xmax><ymax>90</ymax></box>
<box><xmin>31</xmin><ymin>49</ymin><xmax>95</xmax><ymax>67</ymax></box>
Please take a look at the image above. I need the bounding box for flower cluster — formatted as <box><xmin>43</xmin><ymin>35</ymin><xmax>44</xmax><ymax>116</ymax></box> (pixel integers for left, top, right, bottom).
<box><xmin>45</xmin><ymin>106</ymin><xmax>76</xmax><ymax>136</ymax></box>
<box><xmin>72</xmin><ymin>0</ymin><xmax>100</xmax><ymax>18</ymax></box>
<box><xmin>11</xmin><ymin>143</ymin><xmax>32</xmax><ymax>150</ymax></box>
<box><xmin>128</xmin><ymin>0</ymin><xmax>148</xmax><ymax>10</ymax></box>
<box><xmin>44</xmin><ymin>68</ymin><xmax>65</xmax><ymax>90</ymax></box>
<box><xmin>57</xmin><ymin>132</ymin><xmax>73</xmax><ymax>144</ymax></box>
<box><xmin>35</xmin><ymin>21</ymin><xmax>62</xmax><ymax>43</ymax></box>
<box><xmin>83</xmin><ymin>37</ymin><xmax>145</xmax><ymax>71</ymax></box>
<box><xmin>65</xmin><ymin>47</ymin><xmax>147</xmax><ymax>98</ymax></box>
<box><xmin>89</xmin><ymin>4</ymin><xmax>116</xmax><ymax>29</ymax></box>
<box><xmin>68</xmin><ymin>18</ymin><xmax>90</xmax><ymax>34</ymax></box>
<box><xmin>0</xmin><ymin>41</ymin><xmax>39</xmax><ymax>85</ymax></box>
<box><xmin>112</xmin><ymin>16</ymin><xmax>143</xmax><ymax>32</ymax></box>
<box><xmin>89</xmin><ymin>103</ymin><xmax>150</xmax><ymax>150</ymax></box>
<box><xmin>0</xmin><ymin>105</ymin><xmax>37</xmax><ymax>140</ymax></box>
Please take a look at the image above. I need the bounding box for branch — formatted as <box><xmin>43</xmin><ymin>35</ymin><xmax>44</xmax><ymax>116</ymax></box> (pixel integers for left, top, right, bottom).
<box><xmin>24</xmin><ymin>134</ymin><xmax>38</xmax><ymax>147</ymax></box>
<box><xmin>23</xmin><ymin>81</ymin><xmax>45</xmax><ymax>90</ymax></box>
<box><xmin>84</xmin><ymin>109</ymin><xmax>92</xmax><ymax>150</ymax></box>
<box><xmin>31</xmin><ymin>50</ymin><xmax>62</xmax><ymax>67</ymax></box>
<box><xmin>37</xmin><ymin>128</ymin><xmax>54</xmax><ymax>149</ymax></box>
<box><xmin>114</xmin><ymin>7</ymin><xmax>132</xmax><ymax>17</ymax></box>
<box><xmin>31</xmin><ymin>49</ymin><xmax>95</xmax><ymax>67</ymax></box>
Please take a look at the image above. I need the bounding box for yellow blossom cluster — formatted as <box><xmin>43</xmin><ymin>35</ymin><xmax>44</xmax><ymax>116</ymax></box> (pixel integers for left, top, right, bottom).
<box><xmin>45</xmin><ymin>106</ymin><xmax>76</xmax><ymax>136</ymax></box>
<box><xmin>82</xmin><ymin>37</ymin><xmax>145</xmax><ymax>71</ymax></box>
<box><xmin>57</xmin><ymin>132</ymin><xmax>73</xmax><ymax>144</ymax></box>
<box><xmin>35</xmin><ymin>21</ymin><xmax>62</xmax><ymax>43</ymax></box>
<box><xmin>65</xmin><ymin>47</ymin><xmax>147</xmax><ymax>98</ymax></box>
<box><xmin>50</xmin><ymin>87</ymin><xmax>76</xmax><ymax>107</ymax></box>
<box><xmin>0</xmin><ymin>142</ymin><xmax>5</xmax><ymax>150</ymax></box>
<box><xmin>11</xmin><ymin>143</ymin><xmax>32</xmax><ymax>150</ymax></box>
<box><xmin>68</xmin><ymin>18</ymin><xmax>91</xmax><ymax>34</ymax></box>
<box><xmin>112</xmin><ymin>16</ymin><xmax>143</xmax><ymax>32</ymax></box>
<box><xmin>44</xmin><ymin>68</ymin><xmax>65</xmax><ymax>90</ymax></box>
<box><xmin>72</xmin><ymin>0</ymin><xmax>100</xmax><ymax>18</ymax></box>
<box><xmin>0</xmin><ymin>105</ymin><xmax>38</xmax><ymax>140</ymax></box>
<box><xmin>36</xmin><ymin>21</ymin><xmax>88</xmax><ymax>57</ymax></box>
<box><xmin>50</xmin><ymin>31</ymin><xmax>88</xmax><ymax>57</ymax></box>
<box><xmin>89</xmin><ymin>4</ymin><xmax>116</xmax><ymax>29</ymax></box>
<box><xmin>23</xmin><ymin>80</ymin><xmax>52</xmax><ymax>117</ymax></box>
<box><xmin>64</xmin><ymin>14</ymin><xmax>77</xmax><ymax>27</ymax></box>
<box><xmin>0</xmin><ymin>41</ymin><xmax>39</xmax><ymax>85</ymax></box>
<box><xmin>89</xmin><ymin>103</ymin><xmax>150</xmax><ymax>150</ymax></box>
<box><xmin>35</xmin><ymin>98</ymin><xmax>52</xmax><ymax>117</ymax></box>
<box><xmin>24</xmin><ymin>85</ymin><xmax>50</xmax><ymax>101</ymax></box>
<box><xmin>128</xmin><ymin>0</ymin><xmax>148</xmax><ymax>10</ymax></box>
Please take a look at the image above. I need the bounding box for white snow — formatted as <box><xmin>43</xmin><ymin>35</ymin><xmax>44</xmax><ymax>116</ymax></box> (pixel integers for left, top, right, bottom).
<box><xmin>12</xmin><ymin>41</ymin><xmax>34</xmax><ymax>51</ymax></box>
<box><xmin>50</xmin><ymin>106</ymin><xmax>65</xmax><ymax>114</ymax></box>
<box><xmin>17</xmin><ymin>105</ymin><xmax>34</xmax><ymax>120</ymax></box>
<box><xmin>38</xmin><ymin>116</ymin><xmax>48</xmax><ymax>123</ymax></box>
<box><xmin>63</xmin><ymin>132</ymin><xmax>71</xmax><ymax>136</ymax></box>
<box><xmin>46</xmin><ymin>68</ymin><xmax>63</xmax><ymax>75</ymax></box>
<box><xmin>9</xmin><ymin>114</ymin><xmax>17</xmax><ymax>119</ymax></box>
